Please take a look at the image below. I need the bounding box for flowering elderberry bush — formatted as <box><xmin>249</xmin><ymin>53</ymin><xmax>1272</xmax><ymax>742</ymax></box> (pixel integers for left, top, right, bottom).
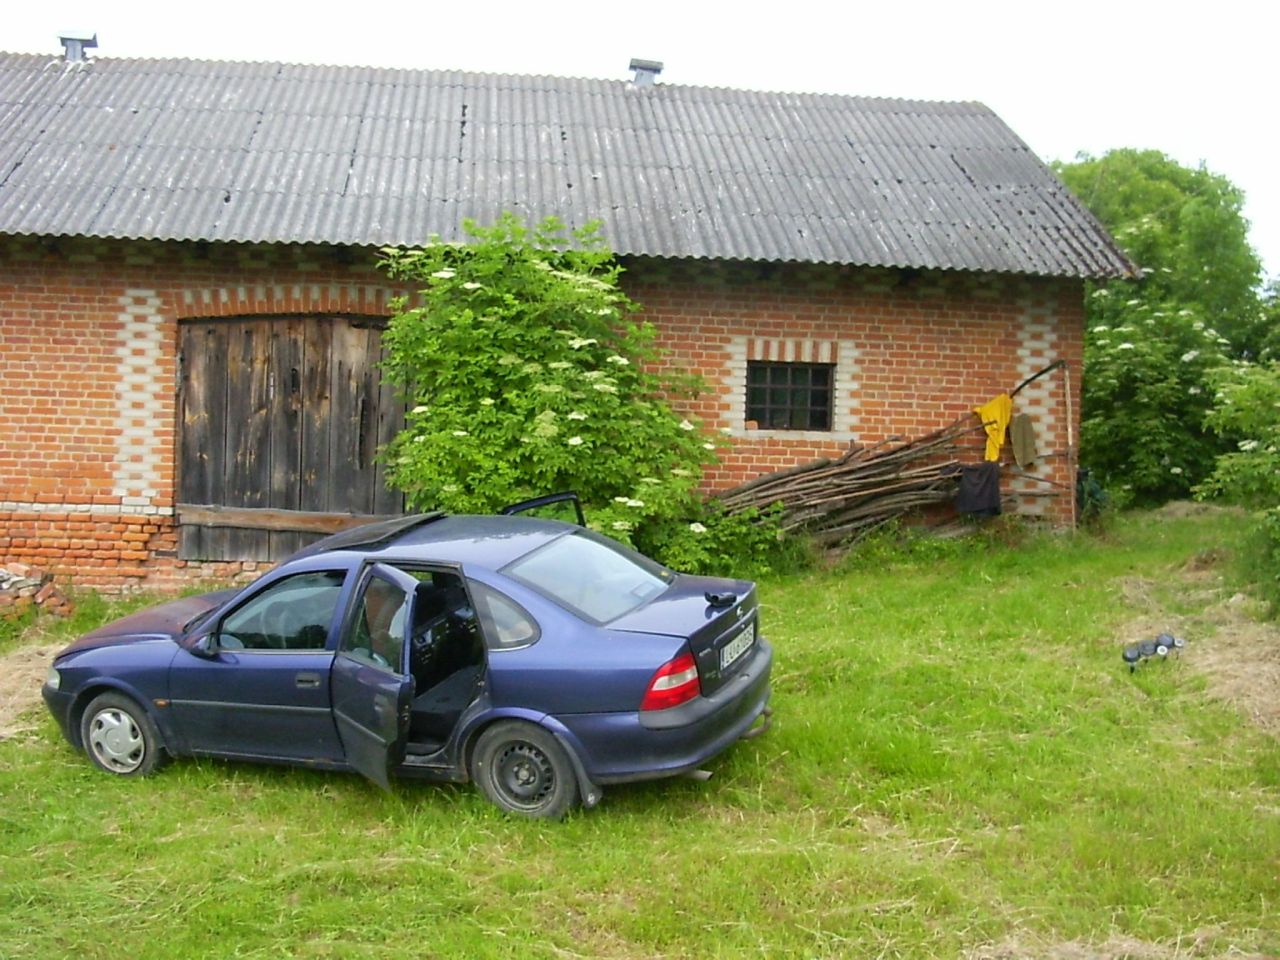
<box><xmin>378</xmin><ymin>214</ymin><xmax>783</xmax><ymax>575</ymax></box>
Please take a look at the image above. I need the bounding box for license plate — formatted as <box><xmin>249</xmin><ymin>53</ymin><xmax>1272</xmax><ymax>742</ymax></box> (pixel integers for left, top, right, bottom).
<box><xmin>720</xmin><ymin>622</ymin><xmax>756</xmax><ymax>671</ymax></box>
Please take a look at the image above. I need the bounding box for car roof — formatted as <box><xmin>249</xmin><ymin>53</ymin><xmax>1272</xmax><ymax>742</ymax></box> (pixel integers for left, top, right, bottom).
<box><xmin>292</xmin><ymin>513</ymin><xmax>576</xmax><ymax>571</ymax></box>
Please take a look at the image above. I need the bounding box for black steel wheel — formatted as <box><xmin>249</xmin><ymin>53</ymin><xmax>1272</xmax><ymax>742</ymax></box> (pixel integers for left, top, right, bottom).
<box><xmin>79</xmin><ymin>692</ymin><xmax>166</xmax><ymax>777</ymax></box>
<box><xmin>470</xmin><ymin>721</ymin><xmax>580</xmax><ymax>819</ymax></box>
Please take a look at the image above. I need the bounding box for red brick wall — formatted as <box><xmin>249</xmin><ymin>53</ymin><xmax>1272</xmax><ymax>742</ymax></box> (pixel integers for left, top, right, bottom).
<box><xmin>625</xmin><ymin>258</ymin><xmax>1084</xmax><ymax>522</ymax></box>
<box><xmin>0</xmin><ymin>237</ymin><xmax>1084</xmax><ymax>592</ymax></box>
<box><xmin>0</xmin><ymin>236</ymin><xmax>404</xmax><ymax>590</ymax></box>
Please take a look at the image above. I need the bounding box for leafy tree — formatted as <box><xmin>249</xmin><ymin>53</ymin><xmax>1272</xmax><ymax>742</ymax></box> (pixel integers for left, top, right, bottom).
<box><xmin>1199</xmin><ymin>362</ymin><xmax>1280</xmax><ymax>508</ymax></box>
<box><xmin>1053</xmin><ymin>150</ymin><xmax>1267</xmax><ymax>502</ymax></box>
<box><xmin>1056</xmin><ymin>149</ymin><xmax>1265</xmax><ymax>358</ymax></box>
<box><xmin>1198</xmin><ymin>362</ymin><xmax>1280</xmax><ymax>612</ymax></box>
<box><xmin>1081</xmin><ymin>295</ymin><xmax>1230</xmax><ymax>503</ymax></box>
<box><xmin>1261</xmin><ymin>281</ymin><xmax>1280</xmax><ymax>360</ymax></box>
<box><xmin>377</xmin><ymin>214</ymin><xmax>783</xmax><ymax>574</ymax></box>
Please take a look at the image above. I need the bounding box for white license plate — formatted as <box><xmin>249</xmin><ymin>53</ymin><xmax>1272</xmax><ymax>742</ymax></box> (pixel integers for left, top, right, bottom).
<box><xmin>720</xmin><ymin>622</ymin><xmax>756</xmax><ymax>671</ymax></box>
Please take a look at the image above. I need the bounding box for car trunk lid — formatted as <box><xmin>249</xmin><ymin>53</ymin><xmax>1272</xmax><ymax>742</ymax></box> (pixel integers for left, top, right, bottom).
<box><xmin>610</xmin><ymin>575</ymin><xmax>759</xmax><ymax>697</ymax></box>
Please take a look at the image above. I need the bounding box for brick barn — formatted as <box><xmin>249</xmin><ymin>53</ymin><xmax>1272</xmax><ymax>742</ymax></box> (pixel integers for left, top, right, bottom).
<box><xmin>0</xmin><ymin>45</ymin><xmax>1131</xmax><ymax>590</ymax></box>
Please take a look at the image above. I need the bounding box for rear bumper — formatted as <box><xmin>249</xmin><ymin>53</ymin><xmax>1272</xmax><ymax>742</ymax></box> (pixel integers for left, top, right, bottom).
<box><xmin>558</xmin><ymin>637</ymin><xmax>773</xmax><ymax>784</ymax></box>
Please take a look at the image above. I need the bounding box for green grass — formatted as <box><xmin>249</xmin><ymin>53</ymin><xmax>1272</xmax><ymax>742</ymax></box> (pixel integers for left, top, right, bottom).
<box><xmin>2</xmin><ymin>511</ymin><xmax>1277</xmax><ymax>958</ymax></box>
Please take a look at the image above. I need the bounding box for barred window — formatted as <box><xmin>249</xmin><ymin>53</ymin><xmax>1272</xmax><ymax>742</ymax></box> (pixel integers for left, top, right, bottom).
<box><xmin>746</xmin><ymin>362</ymin><xmax>834</xmax><ymax>430</ymax></box>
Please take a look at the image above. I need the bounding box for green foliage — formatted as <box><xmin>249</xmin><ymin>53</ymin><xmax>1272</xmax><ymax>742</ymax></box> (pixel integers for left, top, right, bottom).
<box><xmin>632</xmin><ymin>504</ymin><xmax>799</xmax><ymax>581</ymax></box>
<box><xmin>1200</xmin><ymin>361</ymin><xmax>1280</xmax><ymax>507</ymax></box>
<box><xmin>1261</xmin><ymin>281</ymin><xmax>1280</xmax><ymax>361</ymax></box>
<box><xmin>1080</xmin><ymin>293</ymin><xmax>1231</xmax><ymax>504</ymax></box>
<box><xmin>0</xmin><ymin>608</ymin><xmax>36</xmax><ymax>655</ymax></box>
<box><xmin>1053</xmin><ymin>150</ymin><xmax>1268</xmax><ymax>503</ymax></box>
<box><xmin>839</xmin><ymin>516</ymin><xmax>1035</xmax><ymax>572</ymax></box>
<box><xmin>1199</xmin><ymin>361</ymin><xmax>1280</xmax><ymax>611</ymax></box>
<box><xmin>378</xmin><ymin>214</ymin><xmax>782</xmax><ymax>575</ymax></box>
<box><xmin>1056</xmin><ymin>149</ymin><xmax>1265</xmax><ymax>358</ymax></box>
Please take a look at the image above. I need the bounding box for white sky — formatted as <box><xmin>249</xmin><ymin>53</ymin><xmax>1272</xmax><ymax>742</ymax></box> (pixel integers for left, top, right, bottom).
<box><xmin>6</xmin><ymin>0</ymin><xmax>1277</xmax><ymax>282</ymax></box>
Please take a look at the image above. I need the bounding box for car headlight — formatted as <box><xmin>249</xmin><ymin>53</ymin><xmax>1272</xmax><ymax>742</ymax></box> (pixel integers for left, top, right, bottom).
<box><xmin>45</xmin><ymin>666</ymin><xmax>60</xmax><ymax>691</ymax></box>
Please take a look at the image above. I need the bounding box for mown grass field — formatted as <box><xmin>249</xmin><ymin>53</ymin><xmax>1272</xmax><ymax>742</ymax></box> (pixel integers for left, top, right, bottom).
<box><xmin>1</xmin><ymin>509</ymin><xmax>1277</xmax><ymax>958</ymax></box>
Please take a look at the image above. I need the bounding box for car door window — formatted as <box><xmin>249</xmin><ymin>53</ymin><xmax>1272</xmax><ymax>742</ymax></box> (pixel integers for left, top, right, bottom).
<box><xmin>341</xmin><ymin>576</ymin><xmax>410</xmax><ymax>672</ymax></box>
<box><xmin>218</xmin><ymin>571</ymin><xmax>345</xmax><ymax>651</ymax></box>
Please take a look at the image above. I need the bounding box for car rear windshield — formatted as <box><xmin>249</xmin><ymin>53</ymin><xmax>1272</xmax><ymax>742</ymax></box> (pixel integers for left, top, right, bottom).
<box><xmin>503</xmin><ymin>529</ymin><xmax>673</xmax><ymax>623</ymax></box>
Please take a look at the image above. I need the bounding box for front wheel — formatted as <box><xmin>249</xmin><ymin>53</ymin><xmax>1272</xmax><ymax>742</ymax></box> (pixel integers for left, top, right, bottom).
<box><xmin>80</xmin><ymin>692</ymin><xmax>166</xmax><ymax>777</ymax></box>
<box><xmin>470</xmin><ymin>721</ymin><xmax>580</xmax><ymax>819</ymax></box>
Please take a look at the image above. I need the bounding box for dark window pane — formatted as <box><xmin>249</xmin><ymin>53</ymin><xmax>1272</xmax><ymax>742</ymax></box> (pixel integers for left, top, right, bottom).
<box><xmin>220</xmin><ymin>571</ymin><xmax>345</xmax><ymax>651</ymax></box>
<box><xmin>745</xmin><ymin>361</ymin><xmax>835</xmax><ymax>432</ymax></box>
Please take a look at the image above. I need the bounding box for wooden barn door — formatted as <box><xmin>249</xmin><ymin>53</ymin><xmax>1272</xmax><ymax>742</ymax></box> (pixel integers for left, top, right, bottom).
<box><xmin>177</xmin><ymin>315</ymin><xmax>405</xmax><ymax>561</ymax></box>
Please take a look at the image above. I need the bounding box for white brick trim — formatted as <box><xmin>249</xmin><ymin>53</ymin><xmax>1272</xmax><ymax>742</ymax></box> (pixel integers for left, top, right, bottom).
<box><xmin>725</xmin><ymin>336</ymin><xmax>860</xmax><ymax>441</ymax></box>
<box><xmin>1007</xmin><ymin>301</ymin><xmax>1062</xmax><ymax>516</ymax></box>
<box><xmin>110</xmin><ymin>290</ymin><xmax>167</xmax><ymax>507</ymax></box>
<box><xmin>0</xmin><ymin>501</ymin><xmax>174</xmax><ymax>517</ymax></box>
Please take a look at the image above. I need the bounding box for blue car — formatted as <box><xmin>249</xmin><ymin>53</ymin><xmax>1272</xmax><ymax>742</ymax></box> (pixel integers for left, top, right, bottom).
<box><xmin>42</xmin><ymin>511</ymin><xmax>773</xmax><ymax>817</ymax></box>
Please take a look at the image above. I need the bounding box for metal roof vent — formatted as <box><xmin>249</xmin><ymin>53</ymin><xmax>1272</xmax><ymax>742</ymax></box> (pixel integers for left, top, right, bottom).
<box><xmin>629</xmin><ymin>58</ymin><xmax>663</xmax><ymax>86</ymax></box>
<box><xmin>59</xmin><ymin>30</ymin><xmax>98</xmax><ymax>62</ymax></box>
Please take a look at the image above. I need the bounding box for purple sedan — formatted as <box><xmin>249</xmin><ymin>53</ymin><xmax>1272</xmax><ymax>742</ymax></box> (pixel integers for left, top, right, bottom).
<box><xmin>42</xmin><ymin>512</ymin><xmax>773</xmax><ymax>817</ymax></box>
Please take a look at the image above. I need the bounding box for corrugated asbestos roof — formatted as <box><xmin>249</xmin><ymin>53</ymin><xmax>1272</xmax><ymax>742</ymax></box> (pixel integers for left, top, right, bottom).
<box><xmin>0</xmin><ymin>52</ymin><xmax>1133</xmax><ymax>278</ymax></box>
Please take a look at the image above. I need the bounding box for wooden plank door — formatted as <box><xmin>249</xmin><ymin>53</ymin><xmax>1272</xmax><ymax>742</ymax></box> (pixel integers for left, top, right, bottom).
<box><xmin>178</xmin><ymin>315</ymin><xmax>405</xmax><ymax>561</ymax></box>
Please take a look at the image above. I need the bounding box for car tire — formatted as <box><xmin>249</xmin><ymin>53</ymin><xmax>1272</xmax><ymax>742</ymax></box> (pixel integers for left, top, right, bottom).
<box><xmin>80</xmin><ymin>692</ymin><xmax>166</xmax><ymax>777</ymax></box>
<box><xmin>470</xmin><ymin>721</ymin><xmax>580</xmax><ymax>819</ymax></box>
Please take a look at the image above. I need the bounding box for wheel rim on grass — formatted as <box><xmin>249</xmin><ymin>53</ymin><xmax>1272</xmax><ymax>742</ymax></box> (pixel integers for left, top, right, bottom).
<box><xmin>493</xmin><ymin>741</ymin><xmax>555</xmax><ymax>809</ymax></box>
<box><xmin>87</xmin><ymin>707</ymin><xmax>145</xmax><ymax>773</ymax></box>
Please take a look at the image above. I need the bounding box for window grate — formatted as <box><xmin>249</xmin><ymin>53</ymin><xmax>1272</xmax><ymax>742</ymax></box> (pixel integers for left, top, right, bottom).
<box><xmin>746</xmin><ymin>362</ymin><xmax>834</xmax><ymax>430</ymax></box>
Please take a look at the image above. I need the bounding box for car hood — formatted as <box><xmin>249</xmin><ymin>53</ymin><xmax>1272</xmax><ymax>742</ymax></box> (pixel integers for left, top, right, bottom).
<box><xmin>57</xmin><ymin>590</ymin><xmax>236</xmax><ymax>656</ymax></box>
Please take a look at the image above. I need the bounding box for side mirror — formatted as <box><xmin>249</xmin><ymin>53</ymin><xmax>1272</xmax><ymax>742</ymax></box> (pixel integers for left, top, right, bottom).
<box><xmin>190</xmin><ymin>633</ymin><xmax>220</xmax><ymax>659</ymax></box>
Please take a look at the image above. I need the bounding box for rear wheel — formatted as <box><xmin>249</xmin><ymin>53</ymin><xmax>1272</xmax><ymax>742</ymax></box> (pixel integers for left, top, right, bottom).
<box><xmin>80</xmin><ymin>693</ymin><xmax>165</xmax><ymax>777</ymax></box>
<box><xmin>470</xmin><ymin>721</ymin><xmax>580</xmax><ymax>819</ymax></box>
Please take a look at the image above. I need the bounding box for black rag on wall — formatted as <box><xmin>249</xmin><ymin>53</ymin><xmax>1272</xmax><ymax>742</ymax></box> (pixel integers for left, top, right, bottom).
<box><xmin>956</xmin><ymin>461</ymin><xmax>1001</xmax><ymax>516</ymax></box>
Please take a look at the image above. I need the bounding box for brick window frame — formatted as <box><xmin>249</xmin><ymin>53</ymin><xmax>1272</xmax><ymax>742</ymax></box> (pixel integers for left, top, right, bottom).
<box><xmin>725</xmin><ymin>337</ymin><xmax>859</xmax><ymax>440</ymax></box>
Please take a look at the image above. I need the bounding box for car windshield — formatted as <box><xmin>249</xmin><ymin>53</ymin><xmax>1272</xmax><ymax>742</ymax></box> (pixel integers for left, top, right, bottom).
<box><xmin>503</xmin><ymin>530</ymin><xmax>673</xmax><ymax>623</ymax></box>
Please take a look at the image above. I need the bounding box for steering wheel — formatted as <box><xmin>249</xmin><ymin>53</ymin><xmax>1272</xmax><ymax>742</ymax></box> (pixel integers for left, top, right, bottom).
<box><xmin>259</xmin><ymin>603</ymin><xmax>292</xmax><ymax>648</ymax></box>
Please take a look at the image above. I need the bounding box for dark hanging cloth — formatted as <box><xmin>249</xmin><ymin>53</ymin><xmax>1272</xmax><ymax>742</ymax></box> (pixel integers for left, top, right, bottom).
<box><xmin>956</xmin><ymin>461</ymin><xmax>1001</xmax><ymax>516</ymax></box>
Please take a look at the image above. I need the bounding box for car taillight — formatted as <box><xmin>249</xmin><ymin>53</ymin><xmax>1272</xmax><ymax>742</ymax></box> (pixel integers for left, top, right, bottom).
<box><xmin>640</xmin><ymin>651</ymin><xmax>701</xmax><ymax>711</ymax></box>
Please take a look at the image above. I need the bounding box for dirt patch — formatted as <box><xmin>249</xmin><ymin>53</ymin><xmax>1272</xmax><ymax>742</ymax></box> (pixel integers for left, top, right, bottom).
<box><xmin>1154</xmin><ymin>501</ymin><xmax>1244</xmax><ymax>520</ymax></box>
<box><xmin>969</xmin><ymin>931</ymin><xmax>1268</xmax><ymax>959</ymax></box>
<box><xmin>1191</xmin><ymin>596</ymin><xmax>1280</xmax><ymax>735</ymax></box>
<box><xmin>0</xmin><ymin>644</ymin><xmax>56</xmax><ymax>739</ymax></box>
<box><xmin>1112</xmin><ymin>562</ymin><xmax>1280</xmax><ymax>737</ymax></box>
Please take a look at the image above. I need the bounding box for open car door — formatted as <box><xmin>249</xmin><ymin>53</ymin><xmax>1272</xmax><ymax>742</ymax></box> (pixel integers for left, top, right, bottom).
<box><xmin>331</xmin><ymin>563</ymin><xmax>418</xmax><ymax>790</ymax></box>
<box><xmin>499</xmin><ymin>491</ymin><xmax>585</xmax><ymax>526</ymax></box>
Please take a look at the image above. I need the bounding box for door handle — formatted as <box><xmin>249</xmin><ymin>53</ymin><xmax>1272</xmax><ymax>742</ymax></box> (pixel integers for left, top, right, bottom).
<box><xmin>295</xmin><ymin>672</ymin><xmax>322</xmax><ymax>689</ymax></box>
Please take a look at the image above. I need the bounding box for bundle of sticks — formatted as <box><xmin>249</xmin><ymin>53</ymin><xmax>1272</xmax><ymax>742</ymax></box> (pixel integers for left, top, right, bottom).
<box><xmin>718</xmin><ymin>362</ymin><xmax>1068</xmax><ymax>546</ymax></box>
<box><xmin>717</xmin><ymin>416</ymin><xmax>984</xmax><ymax>546</ymax></box>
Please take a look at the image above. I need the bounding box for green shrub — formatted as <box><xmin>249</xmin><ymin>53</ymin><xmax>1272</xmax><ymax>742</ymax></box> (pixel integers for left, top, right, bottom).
<box><xmin>378</xmin><ymin>214</ymin><xmax>788</xmax><ymax>575</ymax></box>
<box><xmin>1199</xmin><ymin>361</ymin><xmax>1280</xmax><ymax>613</ymax></box>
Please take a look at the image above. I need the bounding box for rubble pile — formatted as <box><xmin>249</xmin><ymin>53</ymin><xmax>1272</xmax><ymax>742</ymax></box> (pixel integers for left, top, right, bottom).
<box><xmin>0</xmin><ymin>563</ymin><xmax>74</xmax><ymax>619</ymax></box>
